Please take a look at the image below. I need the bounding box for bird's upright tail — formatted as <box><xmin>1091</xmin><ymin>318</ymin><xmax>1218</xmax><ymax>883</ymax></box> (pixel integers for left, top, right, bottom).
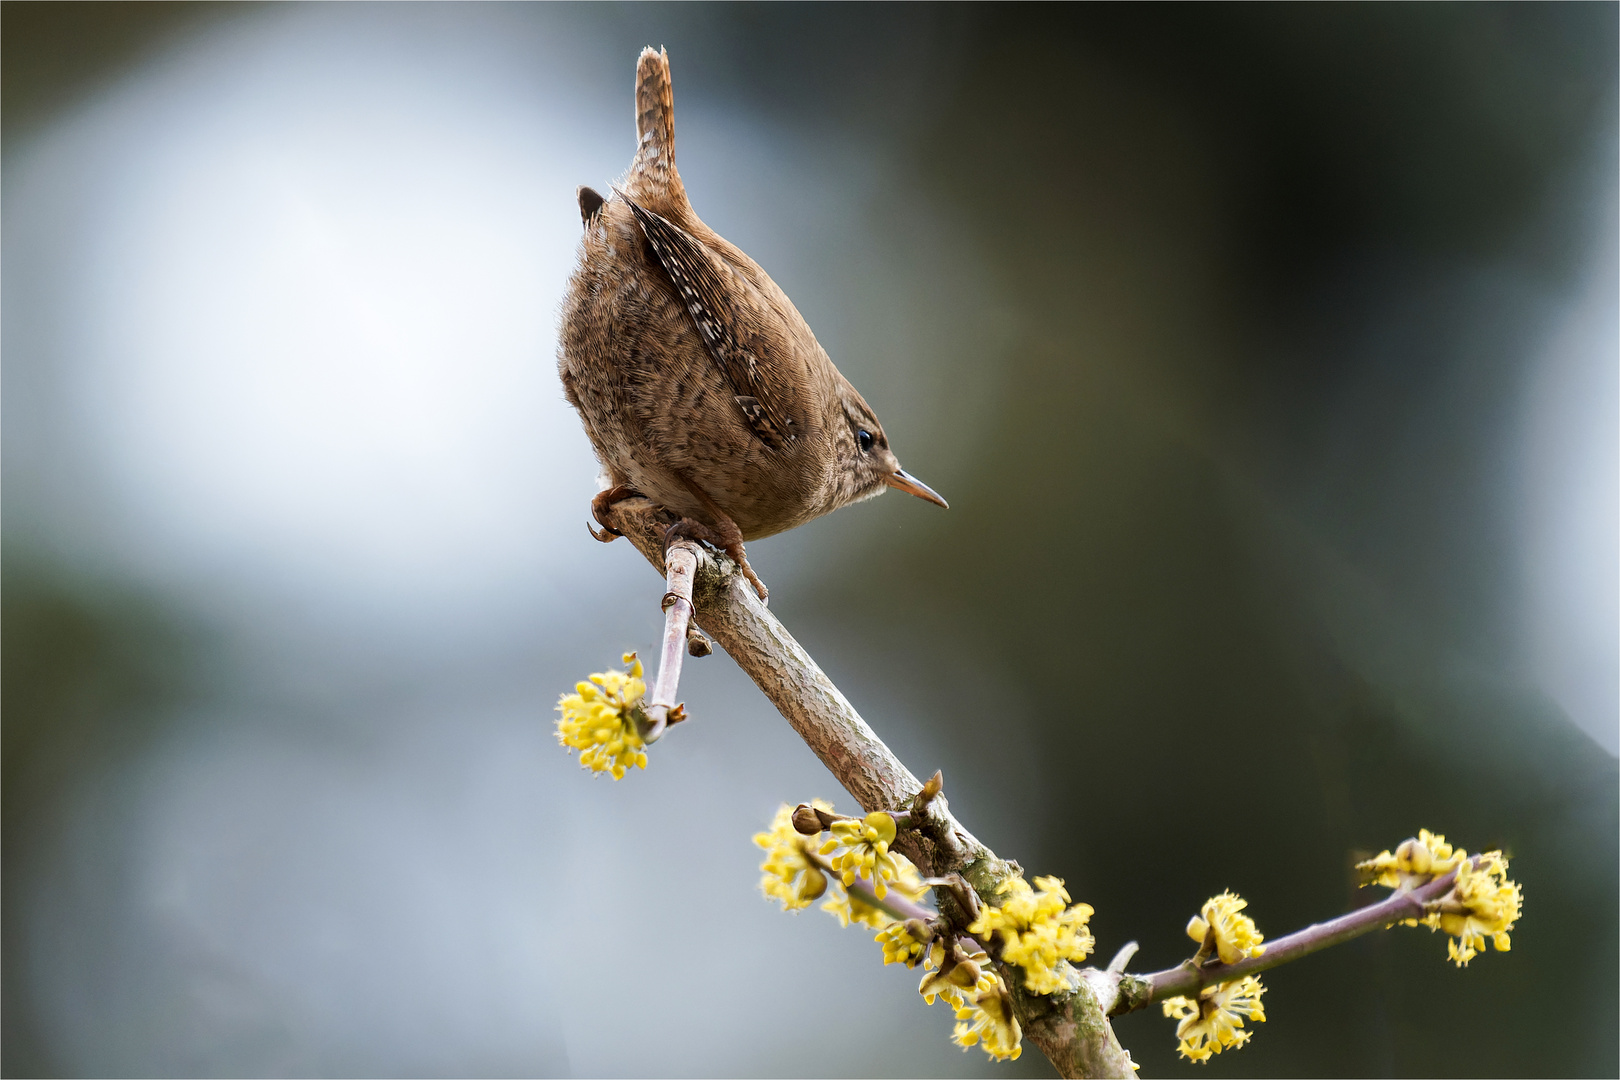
<box><xmin>625</xmin><ymin>46</ymin><xmax>687</xmax><ymax>213</ymax></box>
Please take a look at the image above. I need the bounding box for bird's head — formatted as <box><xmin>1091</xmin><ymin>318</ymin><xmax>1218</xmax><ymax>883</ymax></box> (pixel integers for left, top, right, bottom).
<box><xmin>829</xmin><ymin>379</ymin><xmax>948</xmax><ymax>513</ymax></box>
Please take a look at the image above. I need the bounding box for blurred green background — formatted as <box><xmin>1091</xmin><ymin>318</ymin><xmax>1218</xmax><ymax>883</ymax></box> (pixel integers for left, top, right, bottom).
<box><xmin>4</xmin><ymin>4</ymin><xmax>1615</xmax><ymax>1077</ymax></box>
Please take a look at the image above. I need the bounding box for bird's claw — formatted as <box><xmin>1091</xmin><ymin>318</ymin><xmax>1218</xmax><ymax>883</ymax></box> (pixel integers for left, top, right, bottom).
<box><xmin>588</xmin><ymin>485</ymin><xmax>643</xmax><ymax>543</ymax></box>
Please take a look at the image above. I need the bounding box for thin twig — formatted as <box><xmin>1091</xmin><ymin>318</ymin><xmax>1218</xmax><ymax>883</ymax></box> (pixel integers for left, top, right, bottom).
<box><xmin>803</xmin><ymin>850</ymin><xmax>936</xmax><ymax>924</ymax></box>
<box><xmin>1112</xmin><ymin>867</ymin><xmax>1465</xmax><ymax>1015</ymax></box>
<box><xmin>1106</xmin><ymin>942</ymin><xmax>1139</xmax><ymax>975</ymax></box>
<box><xmin>800</xmin><ymin>850</ymin><xmax>996</xmax><ymax>958</ymax></box>
<box><xmin>641</xmin><ymin>540</ymin><xmax>698</xmax><ymax>742</ymax></box>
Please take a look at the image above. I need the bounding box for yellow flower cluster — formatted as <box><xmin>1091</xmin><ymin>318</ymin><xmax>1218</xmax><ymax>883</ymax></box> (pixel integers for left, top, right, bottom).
<box><xmin>1161</xmin><ymin>975</ymin><xmax>1267</xmax><ymax>1062</ymax></box>
<box><xmin>820</xmin><ymin>885</ymin><xmax>895</xmax><ymax>929</ymax></box>
<box><xmin>1186</xmin><ymin>891</ymin><xmax>1266</xmax><ymax>964</ymax></box>
<box><xmin>1357</xmin><ymin>828</ymin><xmax>1523</xmax><ymax>966</ymax></box>
<box><xmin>755</xmin><ymin>802</ymin><xmax>927</xmax><ymax>924</ymax></box>
<box><xmin>951</xmin><ymin>982</ymin><xmax>1022</xmax><ymax>1062</ymax></box>
<box><xmin>1357</xmin><ymin>828</ymin><xmax>1466</xmax><ymax>889</ymax></box>
<box><xmin>968</xmin><ymin>875</ymin><xmax>1095</xmax><ymax>995</ymax></box>
<box><xmin>752</xmin><ymin>803</ymin><xmax>1022</xmax><ymax>1064</ymax></box>
<box><xmin>753</xmin><ymin>803</ymin><xmax>829</xmax><ymax>911</ymax></box>
<box><xmin>820</xmin><ymin>812</ymin><xmax>902</xmax><ymax>898</ymax></box>
<box><xmin>876</xmin><ymin>919</ymin><xmax>932</xmax><ymax>967</ymax></box>
<box><xmin>1440</xmin><ymin>851</ymin><xmax>1522</xmax><ymax>965</ymax></box>
<box><xmin>554</xmin><ymin>654</ymin><xmax>648</xmax><ymax>779</ymax></box>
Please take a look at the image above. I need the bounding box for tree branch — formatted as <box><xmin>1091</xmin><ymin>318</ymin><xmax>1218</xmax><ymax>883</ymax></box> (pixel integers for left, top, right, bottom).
<box><xmin>602</xmin><ymin>498</ymin><xmax>1136</xmax><ymax>1080</ymax></box>
<box><xmin>604</xmin><ymin>501</ymin><xmax>991</xmax><ymax>872</ymax></box>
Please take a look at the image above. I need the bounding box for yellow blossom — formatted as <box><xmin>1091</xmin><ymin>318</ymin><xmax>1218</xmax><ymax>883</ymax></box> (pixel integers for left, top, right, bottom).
<box><xmin>876</xmin><ymin>919</ymin><xmax>933</xmax><ymax>967</ymax></box>
<box><xmin>918</xmin><ymin>941</ymin><xmax>1000</xmax><ymax>1008</ymax></box>
<box><xmin>820</xmin><ymin>884</ymin><xmax>894</xmax><ymax>929</ymax></box>
<box><xmin>1359</xmin><ymin>829</ymin><xmax>1523</xmax><ymax>965</ymax></box>
<box><xmin>1357</xmin><ymin>828</ymin><xmax>1466</xmax><ymax>889</ymax></box>
<box><xmin>1161</xmin><ymin>975</ymin><xmax>1267</xmax><ymax>1063</ymax></box>
<box><xmin>820</xmin><ymin>812</ymin><xmax>901</xmax><ymax>898</ymax></box>
<box><xmin>885</xmin><ymin>855</ymin><xmax>931</xmax><ymax>903</ymax></box>
<box><xmin>967</xmin><ymin>875</ymin><xmax>1095</xmax><ymax>995</ymax></box>
<box><xmin>554</xmin><ymin>653</ymin><xmax>648</xmax><ymax>779</ymax></box>
<box><xmin>1185</xmin><ymin>891</ymin><xmax>1266</xmax><ymax>964</ymax></box>
<box><xmin>753</xmin><ymin>803</ymin><xmax>831</xmax><ymax>911</ymax></box>
<box><xmin>1435</xmin><ymin>850</ymin><xmax>1522</xmax><ymax>966</ymax></box>
<box><xmin>952</xmin><ymin>982</ymin><xmax>1022</xmax><ymax>1062</ymax></box>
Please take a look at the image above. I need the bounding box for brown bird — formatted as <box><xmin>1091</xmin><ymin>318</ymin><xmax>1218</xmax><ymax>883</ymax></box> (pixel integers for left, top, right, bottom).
<box><xmin>558</xmin><ymin>47</ymin><xmax>946</xmax><ymax>600</ymax></box>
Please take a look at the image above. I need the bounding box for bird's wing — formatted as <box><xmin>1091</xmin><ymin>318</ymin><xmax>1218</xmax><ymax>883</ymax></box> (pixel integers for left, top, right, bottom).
<box><xmin>622</xmin><ymin>195</ymin><xmax>798</xmax><ymax>450</ymax></box>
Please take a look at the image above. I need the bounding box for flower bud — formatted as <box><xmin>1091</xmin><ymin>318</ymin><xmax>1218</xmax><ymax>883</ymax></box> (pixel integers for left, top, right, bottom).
<box><xmin>919</xmin><ymin>770</ymin><xmax>943</xmax><ymax>802</ymax></box>
<box><xmin>1397</xmin><ymin>837</ymin><xmax>1432</xmax><ymax>874</ymax></box>
<box><xmin>799</xmin><ymin>866</ymin><xmax>829</xmax><ymax>903</ymax></box>
<box><xmin>951</xmin><ymin>958</ymin><xmax>982</xmax><ymax>987</ymax></box>
<box><xmin>792</xmin><ymin>804</ymin><xmax>825</xmax><ymax>836</ymax></box>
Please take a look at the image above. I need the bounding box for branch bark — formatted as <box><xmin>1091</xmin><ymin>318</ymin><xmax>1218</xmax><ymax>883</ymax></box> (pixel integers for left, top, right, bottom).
<box><xmin>603</xmin><ymin>499</ymin><xmax>1136</xmax><ymax>1079</ymax></box>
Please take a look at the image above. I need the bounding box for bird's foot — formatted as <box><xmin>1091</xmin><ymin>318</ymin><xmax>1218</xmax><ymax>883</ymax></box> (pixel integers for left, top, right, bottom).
<box><xmin>664</xmin><ymin>517</ymin><xmax>769</xmax><ymax>604</ymax></box>
<box><xmin>588</xmin><ymin>485</ymin><xmax>643</xmax><ymax>542</ymax></box>
<box><xmin>725</xmin><ymin>542</ymin><xmax>769</xmax><ymax>605</ymax></box>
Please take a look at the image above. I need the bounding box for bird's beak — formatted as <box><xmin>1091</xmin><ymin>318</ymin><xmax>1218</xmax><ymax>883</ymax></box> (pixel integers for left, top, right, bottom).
<box><xmin>885</xmin><ymin>468</ymin><xmax>948</xmax><ymax>509</ymax></box>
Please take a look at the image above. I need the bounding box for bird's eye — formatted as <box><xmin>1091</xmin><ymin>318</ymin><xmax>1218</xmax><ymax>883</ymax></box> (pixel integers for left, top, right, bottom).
<box><xmin>857</xmin><ymin>429</ymin><xmax>874</xmax><ymax>453</ymax></box>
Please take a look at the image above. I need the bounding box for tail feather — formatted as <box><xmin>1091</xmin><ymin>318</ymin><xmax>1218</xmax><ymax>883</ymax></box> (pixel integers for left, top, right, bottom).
<box><xmin>626</xmin><ymin>46</ymin><xmax>686</xmax><ymax>211</ymax></box>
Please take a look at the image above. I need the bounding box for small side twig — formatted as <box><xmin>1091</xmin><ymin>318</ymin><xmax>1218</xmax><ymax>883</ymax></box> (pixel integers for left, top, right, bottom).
<box><xmin>1110</xmin><ymin>865</ymin><xmax>1467</xmax><ymax>1015</ymax></box>
<box><xmin>802</xmin><ymin>852</ymin><xmax>995</xmax><ymax>959</ymax></box>
<box><xmin>639</xmin><ymin>539</ymin><xmax>699</xmax><ymax>742</ymax></box>
<box><xmin>803</xmin><ymin>849</ymin><xmax>938</xmax><ymax>924</ymax></box>
<box><xmin>1106</xmin><ymin>942</ymin><xmax>1139</xmax><ymax>975</ymax></box>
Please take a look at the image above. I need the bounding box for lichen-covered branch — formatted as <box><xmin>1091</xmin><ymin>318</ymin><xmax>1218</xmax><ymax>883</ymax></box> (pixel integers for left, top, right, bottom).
<box><xmin>602</xmin><ymin>498</ymin><xmax>1135</xmax><ymax>1080</ymax></box>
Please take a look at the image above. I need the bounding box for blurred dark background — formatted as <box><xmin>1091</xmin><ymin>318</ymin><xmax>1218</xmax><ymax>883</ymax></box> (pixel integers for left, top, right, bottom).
<box><xmin>4</xmin><ymin>4</ymin><xmax>1615</xmax><ymax>1077</ymax></box>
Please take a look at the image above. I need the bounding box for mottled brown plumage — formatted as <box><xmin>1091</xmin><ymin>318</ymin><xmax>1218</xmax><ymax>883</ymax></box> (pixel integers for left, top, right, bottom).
<box><xmin>558</xmin><ymin>47</ymin><xmax>945</xmax><ymax>599</ymax></box>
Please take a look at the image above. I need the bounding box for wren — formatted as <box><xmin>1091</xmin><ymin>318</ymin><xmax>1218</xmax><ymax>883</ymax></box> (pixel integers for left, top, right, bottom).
<box><xmin>558</xmin><ymin>47</ymin><xmax>946</xmax><ymax>600</ymax></box>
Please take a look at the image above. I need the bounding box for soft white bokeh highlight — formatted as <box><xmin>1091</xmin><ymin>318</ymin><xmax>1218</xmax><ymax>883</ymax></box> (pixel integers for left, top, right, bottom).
<box><xmin>49</xmin><ymin>9</ymin><xmax>598</xmax><ymax>618</ymax></box>
<box><xmin>4</xmin><ymin>6</ymin><xmax>1008</xmax><ymax>1077</ymax></box>
<box><xmin>1519</xmin><ymin>177</ymin><xmax>1620</xmax><ymax>752</ymax></box>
